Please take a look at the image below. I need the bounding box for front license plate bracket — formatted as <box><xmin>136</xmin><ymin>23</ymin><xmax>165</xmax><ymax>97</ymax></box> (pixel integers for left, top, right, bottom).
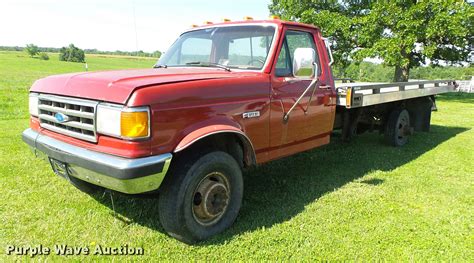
<box><xmin>49</xmin><ymin>158</ymin><xmax>69</xmax><ymax>178</ymax></box>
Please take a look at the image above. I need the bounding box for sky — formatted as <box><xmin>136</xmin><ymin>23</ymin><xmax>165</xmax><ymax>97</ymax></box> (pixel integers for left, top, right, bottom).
<box><xmin>0</xmin><ymin>0</ymin><xmax>272</xmax><ymax>52</ymax></box>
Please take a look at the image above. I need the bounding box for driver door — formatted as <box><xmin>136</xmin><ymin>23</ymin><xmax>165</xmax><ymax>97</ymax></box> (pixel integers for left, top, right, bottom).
<box><xmin>268</xmin><ymin>29</ymin><xmax>335</xmax><ymax>160</ymax></box>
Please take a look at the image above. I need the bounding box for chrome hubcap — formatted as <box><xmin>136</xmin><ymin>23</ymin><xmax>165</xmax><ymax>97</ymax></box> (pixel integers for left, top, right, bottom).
<box><xmin>192</xmin><ymin>172</ymin><xmax>230</xmax><ymax>226</ymax></box>
<box><xmin>397</xmin><ymin>113</ymin><xmax>409</xmax><ymax>139</ymax></box>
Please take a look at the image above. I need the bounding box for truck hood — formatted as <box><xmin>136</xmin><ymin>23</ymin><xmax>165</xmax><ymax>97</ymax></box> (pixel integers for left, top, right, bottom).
<box><xmin>30</xmin><ymin>68</ymin><xmax>239</xmax><ymax>104</ymax></box>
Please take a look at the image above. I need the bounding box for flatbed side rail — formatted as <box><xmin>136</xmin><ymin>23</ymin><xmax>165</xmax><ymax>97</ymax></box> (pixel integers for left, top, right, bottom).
<box><xmin>336</xmin><ymin>80</ymin><xmax>456</xmax><ymax>108</ymax></box>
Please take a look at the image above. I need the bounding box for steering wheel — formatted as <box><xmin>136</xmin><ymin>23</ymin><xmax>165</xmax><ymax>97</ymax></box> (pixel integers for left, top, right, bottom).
<box><xmin>247</xmin><ymin>58</ymin><xmax>265</xmax><ymax>67</ymax></box>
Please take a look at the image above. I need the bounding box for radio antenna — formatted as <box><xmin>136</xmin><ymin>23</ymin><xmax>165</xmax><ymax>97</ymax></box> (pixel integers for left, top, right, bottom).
<box><xmin>132</xmin><ymin>0</ymin><xmax>139</xmax><ymax>57</ymax></box>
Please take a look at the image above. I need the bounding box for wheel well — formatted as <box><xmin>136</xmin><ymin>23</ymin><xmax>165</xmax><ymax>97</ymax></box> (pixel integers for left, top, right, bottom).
<box><xmin>174</xmin><ymin>133</ymin><xmax>256</xmax><ymax>168</ymax></box>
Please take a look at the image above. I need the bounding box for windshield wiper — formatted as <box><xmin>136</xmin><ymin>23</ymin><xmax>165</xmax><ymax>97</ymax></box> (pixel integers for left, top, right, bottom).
<box><xmin>153</xmin><ymin>64</ymin><xmax>167</xmax><ymax>69</ymax></box>
<box><xmin>185</xmin><ymin>61</ymin><xmax>231</xmax><ymax>72</ymax></box>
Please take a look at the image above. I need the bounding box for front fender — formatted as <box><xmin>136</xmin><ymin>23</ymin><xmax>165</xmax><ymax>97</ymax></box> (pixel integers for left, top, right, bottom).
<box><xmin>174</xmin><ymin>124</ymin><xmax>256</xmax><ymax>166</ymax></box>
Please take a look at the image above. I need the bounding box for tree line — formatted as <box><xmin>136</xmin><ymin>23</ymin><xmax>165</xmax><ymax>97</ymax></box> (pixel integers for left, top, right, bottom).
<box><xmin>0</xmin><ymin>45</ymin><xmax>162</xmax><ymax>58</ymax></box>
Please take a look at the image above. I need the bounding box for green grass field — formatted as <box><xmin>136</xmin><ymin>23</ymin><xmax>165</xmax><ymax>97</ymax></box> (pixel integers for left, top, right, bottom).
<box><xmin>0</xmin><ymin>51</ymin><xmax>473</xmax><ymax>261</ymax></box>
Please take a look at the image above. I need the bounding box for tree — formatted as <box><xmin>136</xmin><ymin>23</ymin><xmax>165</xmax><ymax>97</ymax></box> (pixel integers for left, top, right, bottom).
<box><xmin>25</xmin><ymin>44</ymin><xmax>39</xmax><ymax>57</ymax></box>
<box><xmin>270</xmin><ymin>0</ymin><xmax>473</xmax><ymax>81</ymax></box>
<box><xmin>59</xmin><ymin>44</ymin><xmax>85</xmax><ymax>63</ymax></box>
<box><xmin>153</xmin><ymin>50</ymin><xmax>162</xmax><ymax>58</ymax></box>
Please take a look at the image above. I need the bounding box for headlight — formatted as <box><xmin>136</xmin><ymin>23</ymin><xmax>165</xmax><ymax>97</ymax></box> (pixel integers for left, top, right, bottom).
<box><xmin>97</xmin><ymin>104</ymin><xmax>150</xmax><ymax>140</ymax></box>
<box><xmin>29</xmin><ymin>93</ymin><xmax>39</xmax><ymax>117</ymax></box>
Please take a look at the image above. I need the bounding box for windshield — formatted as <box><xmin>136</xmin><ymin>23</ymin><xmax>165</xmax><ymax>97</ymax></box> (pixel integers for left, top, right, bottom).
<box><xmin>157</xmin><ymin>25</ymin><xmax>276</xmax><ymax>70</ymax></box>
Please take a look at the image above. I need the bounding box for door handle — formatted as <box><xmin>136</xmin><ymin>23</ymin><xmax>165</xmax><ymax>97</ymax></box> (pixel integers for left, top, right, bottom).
<box><xmin>319</xmin><ymin>85</ymin><xmax>332</xmax><ymax>90</ymax></box>
<box><xmin>284</xmin><ymin>77</ymin><xmax>301</xmax><ymax>84</ymax></box>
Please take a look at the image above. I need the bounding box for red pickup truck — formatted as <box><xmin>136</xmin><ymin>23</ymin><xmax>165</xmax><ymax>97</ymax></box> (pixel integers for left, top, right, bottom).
<box><xmin>22</xmin><ymin>18</ymin><xmax>455</xmax><ymax>243</ymax></box>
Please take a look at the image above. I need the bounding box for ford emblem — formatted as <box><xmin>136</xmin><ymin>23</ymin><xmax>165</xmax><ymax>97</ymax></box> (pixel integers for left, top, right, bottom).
<box><xmin>54</xmin><ymin>112</ymin><xmax>69</xmax><ymax>123</ymax></box>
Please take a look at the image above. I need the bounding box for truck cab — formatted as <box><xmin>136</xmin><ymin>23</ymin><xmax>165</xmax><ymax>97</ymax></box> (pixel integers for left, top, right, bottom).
<box><xmin>153</xmin><ymin>19</ymin><xmax>336</xmax><ymax>163</ymax></box>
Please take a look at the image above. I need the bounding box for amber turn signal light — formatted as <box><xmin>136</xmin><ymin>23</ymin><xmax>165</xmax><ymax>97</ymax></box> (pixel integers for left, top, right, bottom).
<box><xmin>120</xmin><ymin>111</ymin><xmax>149</xmax><ymax>139</ymax></box>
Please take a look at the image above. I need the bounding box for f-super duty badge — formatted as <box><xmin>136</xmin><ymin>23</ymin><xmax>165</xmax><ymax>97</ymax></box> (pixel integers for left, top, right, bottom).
<box><xmin>242</xmin><ymin>111</ymin><xmax>260</xmax><ymax>119</ymax></box>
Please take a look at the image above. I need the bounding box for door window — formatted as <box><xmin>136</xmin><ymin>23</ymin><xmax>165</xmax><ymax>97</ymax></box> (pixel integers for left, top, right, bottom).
<box><xmin>275</xmin><ymin>30</ymin><xmax>320</xmax><ymax>77</ymax></box>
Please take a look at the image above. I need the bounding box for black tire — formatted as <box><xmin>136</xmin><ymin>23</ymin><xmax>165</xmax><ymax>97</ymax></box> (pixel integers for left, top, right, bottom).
<box><xmin>384</xmin><ymin>108</ymin><xmax>411</xmax><ymax>147</ymax></box>
<box><xmin>421</xmin><ymin>98</ymin><xmax>433</xmax><ymax>132</ymax></box>
<box><xmin>67</xmin><ymin>175</ymin><xmax>104</xmax><ymax>194</ymax></box>
<box><xmin>158</xmin><ymin>151</ymin><xmax>243</xmax><ymax>244</ymax></box>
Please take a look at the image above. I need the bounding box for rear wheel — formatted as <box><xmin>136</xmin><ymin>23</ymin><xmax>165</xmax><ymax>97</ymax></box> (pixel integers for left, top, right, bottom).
<box><xmin>385</xmin><ymin>108</ymin><xmax>411</xmax><ymax>147</ymax></box>
<box><xmin>158</xmin><ymin>151</ymin><xmax>243</xmax><ymax>244</ymax></box>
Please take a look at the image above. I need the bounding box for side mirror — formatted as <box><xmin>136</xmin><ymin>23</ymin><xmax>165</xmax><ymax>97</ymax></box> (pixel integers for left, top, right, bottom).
<box><xmin>293</xmin><ymin>48</ymin><xmax>317</xmax><ymax>79</ymax></box>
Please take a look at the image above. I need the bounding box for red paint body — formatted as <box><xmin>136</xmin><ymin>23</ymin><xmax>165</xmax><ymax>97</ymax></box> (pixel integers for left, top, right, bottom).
<box><xmin>29</xmin><ymin>20</ymin><xmax>336</xmax><ymax>164</ymax></box>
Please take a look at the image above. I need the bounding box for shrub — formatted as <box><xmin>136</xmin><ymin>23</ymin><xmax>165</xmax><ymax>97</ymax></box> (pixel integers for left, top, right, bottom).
<box><xmin>59</xmin><ymin>44</ymin><xmax>85</xmax><ymax>63</ymax></box>
<box><xmin>25</xmin><ymin>44</ymin><xmax>39</xmax><ymax>57</ymax></box>
<box><xmin>39</xmin><ymin>52</ymin><xmax>49</xmax><ymax>60</ymax></box>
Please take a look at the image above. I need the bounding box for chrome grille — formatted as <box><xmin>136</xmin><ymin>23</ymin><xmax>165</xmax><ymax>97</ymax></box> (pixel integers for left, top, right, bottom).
<box><xmin>38</xmin><ymin>95</ymin><xmax>99</xmax><ymax>143</ymax></box>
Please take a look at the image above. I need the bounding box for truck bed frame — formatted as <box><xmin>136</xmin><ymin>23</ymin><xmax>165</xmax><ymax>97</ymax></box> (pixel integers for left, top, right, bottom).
<box><xmin>336</xmin><ymin>80</ymin><xmax>456</xmax><ymax>109</ymax></box>
<box><xmin>333</xmin><ymin>80</ymin><xmax>456</xmax><ymax>141</ymax></box>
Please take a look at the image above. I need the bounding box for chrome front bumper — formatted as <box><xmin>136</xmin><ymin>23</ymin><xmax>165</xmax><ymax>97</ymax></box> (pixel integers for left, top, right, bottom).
<box><xmin>22</xmin><ymin>128</ymin><xmax>172</xmax><ymax>194</ymax></box>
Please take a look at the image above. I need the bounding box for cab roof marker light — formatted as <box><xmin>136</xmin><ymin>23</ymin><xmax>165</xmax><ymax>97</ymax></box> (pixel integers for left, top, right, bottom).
<box><xmin>244</xmin><ymin>16</ymin><xmax>253</xmax><ymax>20</ymax></box>
<box><xmin>191</xmin><ymin>24</ymin><xmax>199</xmax><ymax>28</ymax></box>
<box><xmin>222</xmin><ymin>18</ymin><xmax>231</xmax><ymax>22</ymax></box>
<box><xmin>204</xmin><ymin>21</ymin><xmax>213</xmax><ymax>25</ymax></box>
<box><xmin>270</xmin><ymin>15</ymin><xmax>280</xmax><ymax>20</ymax></box>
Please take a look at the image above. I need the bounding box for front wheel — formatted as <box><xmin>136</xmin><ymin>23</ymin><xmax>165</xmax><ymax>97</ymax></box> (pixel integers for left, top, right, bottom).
<box><xmin>158</xmin><ymin>151</ymin><xmax>243</xmax><ymax>243</ymax></box>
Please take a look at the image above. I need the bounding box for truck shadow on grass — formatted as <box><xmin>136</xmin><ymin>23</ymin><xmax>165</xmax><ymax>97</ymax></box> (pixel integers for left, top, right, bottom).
<box><xmin>89</xmin><ymin>124</ymin><xmax>468</xmax><ymax>245</ymax></box>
